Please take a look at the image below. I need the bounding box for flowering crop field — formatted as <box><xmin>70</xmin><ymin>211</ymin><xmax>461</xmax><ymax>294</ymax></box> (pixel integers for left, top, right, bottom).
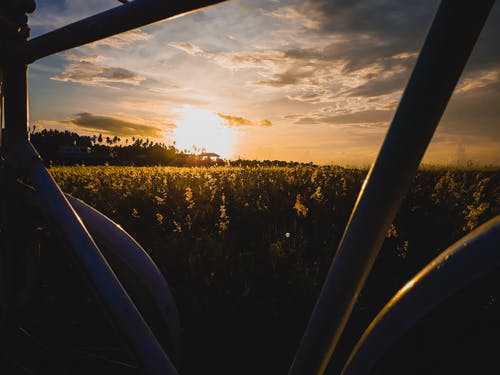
<box><xmin>51</xmin><ymin>165</ymin><xmax>499</xmax><ymax>374</ymax></box>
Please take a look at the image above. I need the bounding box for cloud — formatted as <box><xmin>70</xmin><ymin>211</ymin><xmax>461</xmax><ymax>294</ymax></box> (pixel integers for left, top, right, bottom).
<box><xmin>347</xmin><ymin>68</ymin><xmax>409</xmax><ymax>97</ymax></box>
<box><xmin>259</xmin><ymin>0</ymin><xmax>499</xmax><ymax>99</ymax></box>
<box><xmin>65</xmin><ymin>112</ymin><xmax>166</xmax><ymax>138</ymax></box>
<box><xmin>52</xmin><ymin>57</ymin><xmax>144</xmax><ymax>86</ymax></box>
<box><xmin>321</xmin><ymin>109</ymin><xmax>393</xmax><ymax>125</ymax></box>
<box><xmin>286</xmin><ymin>0</ymin><xmax>499</xmax><ymax>74</ymax></box>
<box><xmin>273</xmin><ymin>0</ymin><xmax>437</xmax><ymax>73</ymax></box>
<box><xmin>168</xmin><ymin>42</ymin><xmax>285</xmax><ymax>71</ymax></box>
<box><xmin>89</xmin><ymin>29</ymin><xmax>152</xmax><ymax>49</ymax></box>
<box><xmin>217</xmin><ymin>113</ymin><xmax>272</xmax><ymax>127</ymax></box>
<box><xmin>167</xmin><ymin>42</ymin><xmax>204</xmax><ymax>55</ymax></box>
<box><xmin>211</xmin><ymin>49</ymin><xmax>286</xmax><ymax>70</ymax></box>
<box><xmin>167</xmin><ymin>40</ymin><xmax>411</xmax><ymax>105</ymax></box>
<box><xmin>302</xmin><ymin>0</ymin><xmax>437</xmax><ymax>41</ymax></box>
<box><xmin>455</xmin><ymin>70</ymin><xmax>499</xmax><ymax>94</ymax></box>
<box><xmin>291</xmin><ymin>108</ymin><xmax>392</xmax><ymax>127</ymax></box>
<box><xmin>258</xmin><ymin>119</ymin><xmax>273</xmax><ymax>127</ymax></box>
<box><xmin>254</xmin><ymin>64</ymin><xmax>319</xmax><ymax>87</ymax></box>
<box><xmin>217</xmin><ymin>113</ymin><xmax>252</xmax><ymax>126</ymax></box>
<box><xmin>262</xmin><ymin>5</ymin><xmax>321</xmax><ymax>30</ymax></box>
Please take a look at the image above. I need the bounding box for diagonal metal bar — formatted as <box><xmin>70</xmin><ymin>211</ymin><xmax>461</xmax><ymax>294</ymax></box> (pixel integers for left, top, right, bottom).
<box><xmin>7</xmin><ymin>141</ymin><xmax>179</xmax><ymax>375</ymax></box>
<box><xmin>21</xmin><ymin>0</ymin><xmax>226</xmax><ymax>63</ymax></box>
<box><xmin>288</xmin><ymin>1</ymin><xmax>496</xmax><ymax>375</ymax></box>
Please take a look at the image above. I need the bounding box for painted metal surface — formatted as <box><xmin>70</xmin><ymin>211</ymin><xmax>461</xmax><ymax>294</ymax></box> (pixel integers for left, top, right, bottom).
<box><xmin>288</xmin><ymin>2</ymin><xmax>495</xmax><ymax>374</ymax></box>
<box><xmin>67</xmin><ymin>194</ymin><xmax>181</xmax><ymax>360</ymax></box>
<box><xmin>341</xmin><ymin>215</ymin><xmax>500</xmax><ymax>375</ymax></box>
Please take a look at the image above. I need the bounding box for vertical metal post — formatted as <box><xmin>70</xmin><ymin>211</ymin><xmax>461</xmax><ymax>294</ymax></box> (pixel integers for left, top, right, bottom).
<box><xmin>2</xmin><ymin>62</ymin><xmax>29</xmax><ymax>146</ymax></box>
<box><xmin>288</xmin><ymin>1</ymin><xmax>495</xmax><ymax>375</ymax></box>
<box><xmin>0</xmin><ymin>0</ymin><xmax>33</xmax><ymax>146</ymax></box>
<box><xmin>0</xmin><ymin>69</ymin><xmax>3</xmax><ymax>146</ymax></box>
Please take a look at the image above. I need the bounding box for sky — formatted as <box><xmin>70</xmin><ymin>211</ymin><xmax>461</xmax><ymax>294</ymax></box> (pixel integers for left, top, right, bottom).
<box><xmin>26</xmin><ymin>0</ymin><xmax>499</xmax><ymax>165</ymax></box>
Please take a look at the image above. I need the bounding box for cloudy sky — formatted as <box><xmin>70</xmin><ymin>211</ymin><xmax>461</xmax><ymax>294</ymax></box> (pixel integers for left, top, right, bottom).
<box><xmin>27</xmin><ymin>0</ymin><xmax>499</xmax><ymax>165</ymax></box>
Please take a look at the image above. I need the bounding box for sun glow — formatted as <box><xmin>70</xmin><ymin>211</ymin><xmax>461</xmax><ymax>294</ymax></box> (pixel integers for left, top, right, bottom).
<box><xmin>173</xmin><ymin>106</ymin><xmax>235</xmax><ymax>159</ymax></box>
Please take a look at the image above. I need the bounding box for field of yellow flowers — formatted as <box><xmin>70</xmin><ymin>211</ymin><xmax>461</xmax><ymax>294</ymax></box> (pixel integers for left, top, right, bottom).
<box><xmin>50</xmin><ymin>165</ymin><xmax>499</xmax><ymax>374</ymax></box>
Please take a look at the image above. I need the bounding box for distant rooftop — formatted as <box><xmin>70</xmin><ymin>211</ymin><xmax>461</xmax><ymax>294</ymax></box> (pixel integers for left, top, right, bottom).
<box><xmin>199</xmin><ymin>152</ymin><xmax>220</xmax><ymax>158</ymax></box>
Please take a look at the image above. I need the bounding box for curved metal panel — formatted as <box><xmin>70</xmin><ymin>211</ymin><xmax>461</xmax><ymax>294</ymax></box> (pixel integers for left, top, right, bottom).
<box><xmin>341</xmin><ymin>215</ymin><xmax>500</xmax><ymax>375</ymax></box>
<box><xmin>15</xmin><ymin>142</ymin><xmax>178</xmax><ymax>375</ymax></box>
<box><xmin>66</xmin><ymin>194</ymin><xmax>181</xmax><ymax>359</ymax></box>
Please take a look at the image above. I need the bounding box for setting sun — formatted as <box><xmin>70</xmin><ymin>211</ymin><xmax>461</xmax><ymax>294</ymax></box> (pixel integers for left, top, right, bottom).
<box><xmin>173</xmin><ymin>106</ymin><xmax>235</xmax><ymax>159</ymax></box>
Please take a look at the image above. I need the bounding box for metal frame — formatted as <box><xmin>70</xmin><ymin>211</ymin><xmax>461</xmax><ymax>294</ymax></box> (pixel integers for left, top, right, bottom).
<box><xmin>0</xmin><ymin>1</ymin><xmax>497</xmax><ymax>374</ymax></box>
<box><xmin>1</xmin><ymin>2</ymin><xmax>226</xmax><ymax>374</ymax></box>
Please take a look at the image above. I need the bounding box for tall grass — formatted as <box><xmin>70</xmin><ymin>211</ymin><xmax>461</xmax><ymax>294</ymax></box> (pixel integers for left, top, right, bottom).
<box><xmin>51</xmin><ymin>165</ymin><xmax>499</xmax><ymax>374</ymax></box>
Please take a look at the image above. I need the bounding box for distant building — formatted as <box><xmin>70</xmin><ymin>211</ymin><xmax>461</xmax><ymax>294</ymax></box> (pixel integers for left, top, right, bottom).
<box><xmin>198</xmin><ymin>152</ymin><xmax>220</xmax><ymax>161</ymax></box>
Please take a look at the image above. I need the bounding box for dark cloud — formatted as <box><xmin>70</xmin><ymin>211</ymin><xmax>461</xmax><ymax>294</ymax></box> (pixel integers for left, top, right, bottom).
<box><xmin>306</xmin><ymin>0</ymin><xmax>437</xmax><ymax>40</ymax></box>
<box><xmin>52</xmin><ymin>60</ymin><xmax>144</xmax><ymax>86</ymax></box>
<box><xmin>254</xmin><ymin>65</ymin><xmax>318</xmax><ymax>87</ymax></box>
<box><xmin>468</xmin><ymin>5</ymin><xmax>500</xmax><ymax>72</ymax></box>
<box><xmin>301</xmin><ymin>0</ymin><xmax>499</xmax><ymax>74</ymax></box>
<box><xmin>257</xmin><ymin>0</ymin><xmax>500</xmax><ymax>114</ymax></box>
<box><xmin>348</xmin><ymin>69</ymin><xmax>409</xmax><ymax>97</ymax></box>
<box><xmin>249</xmin><ymin>46</ymin><xmax>415</xmax><ymax>101</ymax></box>
<box><xmin>66</xmin><ymin>112</ymin><xmax>165</xmax><ymax>138</ymax></box>
<box><xmin>261</xmin><ymin>0</ymin><xmax>438</xmax><ymax>78</ymax></box>
<box><xmin>217</xmin><ymin>113</ymin><xmax>272</xmax><ymax>127</ymax></box>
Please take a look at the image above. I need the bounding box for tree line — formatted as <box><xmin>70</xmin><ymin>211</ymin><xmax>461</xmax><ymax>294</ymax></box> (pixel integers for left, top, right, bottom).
<box><xmin>30</xmin><ymin>128</ymin><xmax>224</xmax><ymax>167</ymax></box>
<box><xmin>29</xmin><ymin>128</ymin><xmax>316</xmax><ymax>167</ymax></box>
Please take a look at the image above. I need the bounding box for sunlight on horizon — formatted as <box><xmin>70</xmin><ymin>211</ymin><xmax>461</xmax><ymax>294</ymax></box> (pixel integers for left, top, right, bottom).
<box><xmin>173</xmin><ymin>106</ymin><xmax>235</xmax><ymax>159</ymax></box>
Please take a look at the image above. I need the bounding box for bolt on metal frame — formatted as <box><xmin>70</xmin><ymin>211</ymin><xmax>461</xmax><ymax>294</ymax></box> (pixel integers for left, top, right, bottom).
<box><xmin>0</xmin><ymin>1</ymin><xmax>498</xmax><ymax>375</ymax></box>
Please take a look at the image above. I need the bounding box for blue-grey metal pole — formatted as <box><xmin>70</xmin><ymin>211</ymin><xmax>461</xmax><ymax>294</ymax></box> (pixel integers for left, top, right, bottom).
<box><xmin>20</xmin><ymin>0</ymin><xmax>226</xmax><ymax>63</ymax></box>
<box><xmin>288</xmin><ymin>1</ymin><xmax>495</xmax><ymax>375</ymax></box>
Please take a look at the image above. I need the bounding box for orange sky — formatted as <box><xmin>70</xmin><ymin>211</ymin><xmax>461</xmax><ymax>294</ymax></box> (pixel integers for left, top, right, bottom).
<box><xmin>28</xmin><ymin>0</ymin><xmax>499</xmax><ymax>165</ymax></box>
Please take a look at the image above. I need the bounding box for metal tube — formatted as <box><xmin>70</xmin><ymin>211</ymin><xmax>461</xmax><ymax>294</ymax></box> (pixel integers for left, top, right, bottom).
<box><xmin>341</xmin><ymin>215</ymin><xmax>500</xmax><ymax>375</ymax></box>
<box><xmin>10</xmin><ymin>142</ymin><xmax>178</xmax><ymax>375</ymax></box>
<box><xmin>2</xmin><ymin>62</ymin><xmax>28</xmax><ymax>144</ymax></box>
<box><xmin>21</xmin><ymin>0</ymin><xmax>226</xmax><ymax>63</ymax></box>
<box><xmin>67</xmin><ymin>194</ymin><xmax>181</xmax><ymax>360</ymax></box>
<box><xmin>288</xmin><ymin>2</ymin><xmax>495</xmax><ymax>375</ymax></box>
